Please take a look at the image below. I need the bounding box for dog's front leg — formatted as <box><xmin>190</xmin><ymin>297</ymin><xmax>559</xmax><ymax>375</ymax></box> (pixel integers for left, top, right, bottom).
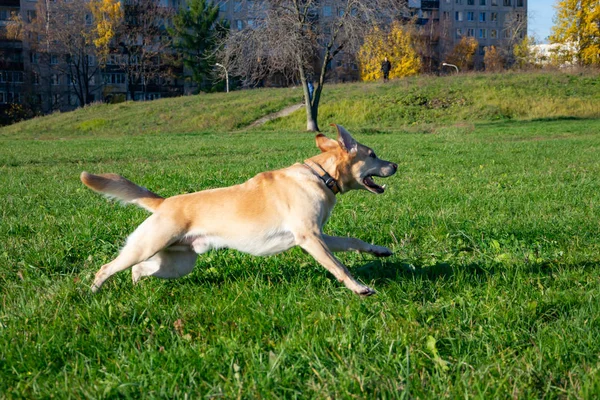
<box><xmin>323</xmin><ymin>235</ymin><xmax>393</xmax><ymax>257</ymax></box>
<box><xmin>298</xmin><ymin>233</ymin><xmax>375</xmax><ymax>296</ymax></box>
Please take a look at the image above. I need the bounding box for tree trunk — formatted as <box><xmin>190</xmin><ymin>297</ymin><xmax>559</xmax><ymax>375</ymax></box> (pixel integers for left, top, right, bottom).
<box><xmin>298</xmin><ymin>59</ymin><xmax>319</xmax><ymax>132</ymax></box>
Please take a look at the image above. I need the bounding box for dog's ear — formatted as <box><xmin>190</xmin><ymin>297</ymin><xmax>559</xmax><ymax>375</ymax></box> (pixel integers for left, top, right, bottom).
<box><xmin>315</xmin><ymin>133</ymin><xmax>339</xmax><ymax>153</ymax></box>
<box><xmin>331</xmin><ymin>124</ymin><xmax>357</xmax><ymax>154</ymax></box>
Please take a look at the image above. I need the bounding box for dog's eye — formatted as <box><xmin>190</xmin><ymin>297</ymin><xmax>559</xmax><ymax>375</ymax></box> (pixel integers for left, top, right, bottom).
<box><xmin>369</xmin><ymin>152</ymin><xmax>377</xmax><ymax>158</ymax></box>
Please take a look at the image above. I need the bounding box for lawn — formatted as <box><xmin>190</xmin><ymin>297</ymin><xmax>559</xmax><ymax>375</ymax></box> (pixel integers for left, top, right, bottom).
<box><xmin>1</xmin><ymin>71</ymin><xmax>600</xmax><ymax>398</ymax></box>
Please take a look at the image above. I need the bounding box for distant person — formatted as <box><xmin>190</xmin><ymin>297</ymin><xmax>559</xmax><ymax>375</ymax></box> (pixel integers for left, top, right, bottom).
<box><xmin>381</xmin><ymin>57</ymin><xmax>391</xmax><ymax>82</ymax></box>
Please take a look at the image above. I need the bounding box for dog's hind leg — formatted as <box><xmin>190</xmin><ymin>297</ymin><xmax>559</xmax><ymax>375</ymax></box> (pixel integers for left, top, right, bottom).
<box><xmin>91</xmin><ymin>214</ymin><xmax>183</xmax><ymax>292</ymax></box>
<box><xmin>131</xmin><ymin>248</ymin><xmax>198</xmax><ymax>284</ymax></box>
<box><xmin>323</xmin><ymin>235</ymin><xmax>393</xmax><ymax>257</ymax></box>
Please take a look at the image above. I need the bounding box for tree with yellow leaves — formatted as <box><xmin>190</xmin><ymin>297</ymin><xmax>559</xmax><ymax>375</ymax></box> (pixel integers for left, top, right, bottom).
<box><xmin>446</xmin><ymin>36</ymin><xmax>478</xmax><ymax>71</ymax></box>
<box><xmin>358</xmin><ymin>22</ymin><xmax>421</xmax><ymax>82</ymax></box>
<box><xmin>550</xmin><ymin>0</ymin><xmax>600</xmax><ymax>67</ymax></box>
<box><xmin>484</xmin><ymin>45</ymin><xmax>504</xmax><ymax>72</ymax></box>
<box><xmin>89</xmin><ymin>0</ymin><xmax>124</xmax><ymax>65</ymax></box>
<box><xmin>4</xmin><ymin>12</ymin><xmax>23</xmax><ymax>41</ymax></box>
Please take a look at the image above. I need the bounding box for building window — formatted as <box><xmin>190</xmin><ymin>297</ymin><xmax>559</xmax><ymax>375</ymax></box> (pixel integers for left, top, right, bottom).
<box><xmin>443</xmin><ymin>11</ymin><xmax>450</xmax><ymax>20</ymax></box>
<box><xmin>491</xmin><ymin>12</ymin><xmax>497</xmax><ymax>21</ymax></box>
<box><xmin>51</xmin><ymin>54</ymin><xmax>59</xmax><ymax>65</ymax></box>
<box><xmin>479</xmin><ymin>28</ymin><xmax>487</xmax><ymax>38</ymax></box>
<box><xmin>85</xmin><ymin>13</ymin><xmax>92</xmax><ymax>26</ymax></box>
<box><xmin>491</xmin><ymin>0</ymin><xmax>498</xmax><ymax>5</ymax></box>
<box><xmin>467</xmin><ymin>28</ymin><xmax>475</xmax><ymax>37</ymax></box>
<box><xmin>323</xmin><ymin>6</ymin><xmax>332</xmax><ymax>16</ymax></box>
<box><xmin>32</xmin><ymin>72</ymin><xmax>39</xmax><ymax>85</ymax></box>
<box><xmin>233</xmin><ymin>1</ymin><xmax>241</xmax><ymax>12</ymax></box>
<box><xmin>30</xmin><ymin>52</ymin><xmax>39</xmax><ymax>64</ymax></box>
<box><xmin>491</xmin><ymin>29</ymin><xmax>497</xmax><ymax>38</ymax></box>
<box><xmin>51</xmin><ymin>74</ymin><xmax>59</xmax><ymax>85</ymax></box>
<box><xmin>479</xmin><ymin>45</ymin><xmax>485</xmax><ymax>55</ymax></box>
<box><xmin>107</xmin><ymin>54</ymin><xmax>120</xmax><ymax>65</ymax></box>
<box><xmin>455</xmin><ymin>11</ymin><xmax>463</xmax><ymax>21</ymax></box>
<box><xmin>467</xmin><ymin>11</ymin><xmax>474</xmax><ymax>21</ymax></box>
<box><xmin>89</xmin><ymin>76</ymin><xmax>95</xmax><ymax>85</ymax></box>
<box><xmin>479</xmin><ymin>12</ymin><xmax>486</xmax><ymax>22</ymax></box>
<box><xmin>103</xmin><ymin>73</ymin><xmax>126</xmax><ymax>84</ymax></box>
<box><xmin>235</xmin><ymin>19</ymin><xmax>243</xmax><ymax>30</ymax></box>
<box><xmin>219</xmin><ymin>2</ymin><xmax>227</xmax><ymax>12</ymax></box>
<box><xmin>7</xmin><ymin>92</ymin><xmax>20</xmax><ymax>104</ymax></box>
<box><xmin>503</xmin><ymin>0</ymin><xmax>511</xmax><ymax>5</ymax></box>
<box><xmin>338</xmin><ymin>8</ymin><xmax>344</xmax><ymax>17</ymax></box>
<box><xmin>0</xmin><ymin>92</ymin><xmax>4</xmax><ymax>103</ymax></box>
<box><xmin>14</xmin><ymin>71</ymin><xmax>23</xmax><ymax>83</ymax></box>
<box><xmin>467</xmin><ymin>0</ymin><xmax>474</xmax><ymax>4</ymax></box>
<box><xmin>26</xmin><ymin>10</ymin><xmax>36</xmax><ymax>22</ymax></box>
<box><xmin>503</xmin><ymin>29</ymin><xmax>510</xmax><ymax>38</ymax></box>
<box><xmin>517</xmin><ymin>0</ymin><xmax>523</xmax><ymax>5</ymax></box>
<box><xmin>480</xmin><ymin>0</ymin><xmax>486</xmax><ymax>4</ymax></box>
<box><xmin>52</xmin><ymin>94</ymin><xmax>60</xmax><ymax>106</ymax></box>
<box><xmin>0</xmin><ymin>10</ymin><xmax>9</xmax><ymax>20</ymax></box>
<box><xmin>456</xmin><ymin>0</ymin><xmax>462</xmax><ymax>4</ymax></box>
<box><xmin>456</xmin><ymin>28</ymin><xmax>462</xmax><ymax>38</ymax></box>
<box><xmin>247</xmin><ymin>19</ymin><xmax>256</xmax><ymax>28</ymax></box>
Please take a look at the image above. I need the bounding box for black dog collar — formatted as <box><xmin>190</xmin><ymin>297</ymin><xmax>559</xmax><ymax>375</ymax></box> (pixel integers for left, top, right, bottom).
<box><xmin>303</xmin><ymin>160</ymin><xmax>340</xmax><ymax>194</ymax></box>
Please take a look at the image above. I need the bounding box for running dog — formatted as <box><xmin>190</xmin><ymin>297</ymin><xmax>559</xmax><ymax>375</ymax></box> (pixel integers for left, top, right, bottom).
<box><xmin>81</xmin><ymin>124</ymin><xmax>397</xmax><ymax>296</ymax></box>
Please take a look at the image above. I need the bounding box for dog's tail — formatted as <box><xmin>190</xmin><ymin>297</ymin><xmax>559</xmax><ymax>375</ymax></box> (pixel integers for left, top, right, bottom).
<box><xmin>80</xmin><ymin>171</ymin><xmax>165</xmax><ymax>213</ymax></box>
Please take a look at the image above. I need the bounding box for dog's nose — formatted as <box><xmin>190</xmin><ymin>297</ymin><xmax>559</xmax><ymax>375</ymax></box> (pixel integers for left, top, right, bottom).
<box><xmin>391</xmin><ymin>163</ymin><xmax>398</xmax><ymax>171</ymax></box>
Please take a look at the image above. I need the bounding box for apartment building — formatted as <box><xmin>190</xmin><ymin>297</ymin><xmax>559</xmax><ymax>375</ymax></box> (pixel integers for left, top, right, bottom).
<box><xmin>0</xmin><ymin>0</ymin><xmax>186</xmax><ymax>121</ymax></box>
<box><xmin>1</xmin><ymin>0</ymin><xmax>527</xmax><ymax>123</ymax></box>
<box><xmin>0</xmin><ymin>0</ymin><xmax>25</xmax><ymax>120</ymax></box>
<box><xmin>410</xmin><ymin>0</ymin><xmax>527</xmax><ymax>68</ymax></box>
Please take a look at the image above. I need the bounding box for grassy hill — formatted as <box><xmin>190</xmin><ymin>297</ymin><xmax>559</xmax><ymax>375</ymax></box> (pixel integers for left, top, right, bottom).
<box><xmin>2</xmin><ymin>71</ymin><xmax>599</xmax><ymax>138</ymax></box>
<box><xmin>2</xmin><ymin>71</ymin><xmax>600</xmax><ymax>398</ymax></box>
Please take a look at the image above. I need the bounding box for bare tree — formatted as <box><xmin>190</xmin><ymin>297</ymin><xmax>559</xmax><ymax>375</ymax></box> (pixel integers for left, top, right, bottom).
<box><xmin>499</xmin><ymin>10</ymin><xmax>527</xmax><ymax>67</ymax></box>
<box><xmin>218</xmin><ymin>0</ymin><xmax>407</xmax><ymax>132</ymax></box>
<box><xmin>113</xmin><ymin>0</ymin><xmax>179</xmax><ymax>101</ymax></box>
<box><xmin>26</xmin><ymin>0</ymin><xmax>105</xmax><ymax>107</ymax></box>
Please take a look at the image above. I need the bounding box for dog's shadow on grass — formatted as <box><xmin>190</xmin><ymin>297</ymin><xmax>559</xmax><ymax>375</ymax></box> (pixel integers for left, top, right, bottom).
<box><xmin>351</xmin><ymin>259</ymin><xmax>560</xmax><ymax>288</ymax></box>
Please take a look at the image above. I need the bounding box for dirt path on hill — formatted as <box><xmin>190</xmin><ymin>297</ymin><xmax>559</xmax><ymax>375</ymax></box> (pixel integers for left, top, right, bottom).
<box><xmin>249</xmin><ymin>103</ymin><xmax>304</xmax><ymax>127</ymax></box>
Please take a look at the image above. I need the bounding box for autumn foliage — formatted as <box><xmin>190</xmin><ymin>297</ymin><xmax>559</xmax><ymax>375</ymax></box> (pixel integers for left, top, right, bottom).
<box><xmin>550</xmin><ymin>0</ymin><xmax>600</xmax><ymax>67</ymax></box>
<box><xmin>446</xmin><ymin>37</ymin><xmax>478</xmax><ymax>71</ymax></box>
<box><xmin>484</xmin><ymin>46</ymin><xmax>504</xmax><ymax>72</ymax></box>
<box><xmin>89</xmin><ymin>0</ymin><xmax>124</xmax><ymax>64</ymax></box>
<box><xmin>358</xmin><ymin>22</ymin><xmax>421</xmax><ymax>81</ymax></box>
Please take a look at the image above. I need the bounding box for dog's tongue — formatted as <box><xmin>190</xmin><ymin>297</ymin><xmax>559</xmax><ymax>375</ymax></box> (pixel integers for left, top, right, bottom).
<box><xmin>364</xmin><ymin>176</ymin><xmax>385</xmax><ymax>193</ymax></box>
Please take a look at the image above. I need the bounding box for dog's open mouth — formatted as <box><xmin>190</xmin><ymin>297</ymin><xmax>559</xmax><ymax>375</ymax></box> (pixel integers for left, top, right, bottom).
<box><xmin>363</xmin><ymin>175</ymin><xmax>386</xmax><ymax>194</ymax></box>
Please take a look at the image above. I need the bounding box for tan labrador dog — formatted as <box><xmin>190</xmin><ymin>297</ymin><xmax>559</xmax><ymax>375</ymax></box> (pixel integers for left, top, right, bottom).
<box><xmin>81</xmin><ymin>124</ymin><xmax>397</xmax><ymax>296</ymax></box>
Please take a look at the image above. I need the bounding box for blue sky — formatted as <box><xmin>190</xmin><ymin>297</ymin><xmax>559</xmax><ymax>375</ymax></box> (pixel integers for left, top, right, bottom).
<box><xmin>528</xmin><ymin>0</ymin><xmax>557</xmax><ymax>42</ymax></box>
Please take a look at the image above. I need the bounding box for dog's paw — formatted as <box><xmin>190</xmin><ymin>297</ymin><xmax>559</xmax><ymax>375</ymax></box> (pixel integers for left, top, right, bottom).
<box><xmin>370</xmin><ymin>245</ymin><xmax>393</xmax><ymax>257</ymax></box>
<box><xmin>356</xmin><ymin>286</ymin><xmax>377</xmax><ymax>297</ymax></box>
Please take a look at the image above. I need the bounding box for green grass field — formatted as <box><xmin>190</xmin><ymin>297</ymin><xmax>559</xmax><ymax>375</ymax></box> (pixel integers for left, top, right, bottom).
<box><xmin>2</xmin><ymin>71</ymin><xmax>600</xmax><ymax>398</ymax></box>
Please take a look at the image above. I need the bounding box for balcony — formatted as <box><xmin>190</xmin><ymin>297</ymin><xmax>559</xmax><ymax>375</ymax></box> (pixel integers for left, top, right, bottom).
<box><xmin>0</xmin><ymin>39</ymin><xmax>22</xmax><ymax>49</ymax></box>
<box><xmin>421</xmin><ymin>0</ymin><xmax>440</xmax><ymax>9</ymax></box>
<box><xmin>0</xmin><ymin>0</ymin><xmax>20</xmax><ymax>7</ymax></box>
